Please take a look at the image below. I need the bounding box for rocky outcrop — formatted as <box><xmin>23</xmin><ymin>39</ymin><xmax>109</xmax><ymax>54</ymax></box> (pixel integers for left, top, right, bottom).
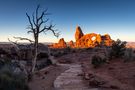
<box><xmin>101</xmin><ymin>34</ymin><xmax>113</xmax><ymax>46</ymax></box>
<box><xmin>50</xmin><ymin>26</ymin><xmax>113</xmax><ymax>48</ymax></box>
<box><xmin>75</xmin><ymin>33</ymin><xmax>102</xmax><ymax>48</ymax></box>
<box><xmin>58</xmin><ymin>38</ymin><xmax>67</xmax><ymax>48</ymax></box>
<box><xmin>75</xmin><ymin>26</ymin><xmax>84</xmax><ymax>41</ymax></box>
<box><xmin>52</xmin><ymin>38</ymin><xmax>67</xmax><ymax>48</ymax></box>
<box><xmin>74</xmin><ymin>26</ymin><xmax>113</xmax><ymax>48</ymax></box>
<box><xmin>68</xmin><ymin>40</ymin><xmax>75</xmax><ymax>48</ymax></box>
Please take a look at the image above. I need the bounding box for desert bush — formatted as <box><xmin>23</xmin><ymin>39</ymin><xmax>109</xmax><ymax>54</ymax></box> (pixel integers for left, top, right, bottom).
<box><xmin>91</xmin><ymin>55</ymin><xmax>106</xmax><ymax>68</ymax></box>
<box><xmin>124</xmin><ymin>48</ymin><xmax>135</xmax><ymax>62</ymax></box>
<box><xmin>36</xmin><ymin>58</ymin><xmax>52</xmax><ymax>70</ymax></box>
<box><xmin>52</xmin><ymin>51</ymin><xmax>62</xmax><ymax>57</ymax></box>
<box><xmin>0</xmin><ymin>65</ymin><xmax>29</xmax><ymax>90</ymax></box>
<box><xmin>64</xmin><ymin>47</ymin><xmax>71</xmax><ymax>52</ymax></box>
<box><xmin>37</xmin><ymin>52</ymin><xmax>49</xmax><ymax>60</ymax></box>
<box><xmin>109</xmin><ymin>39</ymin><xmax>127</xmax><ymax>59</ymax></box>
<box><xmin>103</xmin><ymin>47</ymin><xmax>111</xmax><ymax>61</ymax></box>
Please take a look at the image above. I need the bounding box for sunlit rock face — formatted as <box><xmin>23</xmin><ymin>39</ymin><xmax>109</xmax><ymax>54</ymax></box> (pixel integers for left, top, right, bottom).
<box><xmin>74</xmin><ymin>26</ymin><xmax>113</xmax><ymax>48</ymax></box>
<box><xmin>75</xmin><ymin>33</ymin><xmax>102</xmax><ymax>48</ymax></box>
<box><xmin>68</xmin><ymin>40</ymin><xmax>75</xmax><ymax>48</ymax></box>
<box><xmin>52</xmin><ymin>38</ymin><xmax>67</xmax><ymax>48</ymax></box>
<box><xmin>101</xmin><ymin>34</ymin><xmax>113</xmax><ymax>46</ymax></box>
<box><xmin>58</xmin><ymin>38</ymin><xmax>67</xmax><ymax>48</ymax></box>
<box><xmin>75</xmin><ymin>26</ymin><xmax>84</xmax><ymax>41</ymax></box>
<box><xmin>50</xmin><ymin>26</ymin><xmax>113</xmax><ymax>48</ymax></box>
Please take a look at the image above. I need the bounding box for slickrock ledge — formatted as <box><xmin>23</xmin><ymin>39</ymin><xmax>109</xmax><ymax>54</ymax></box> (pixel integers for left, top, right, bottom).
<box><xmin>54</xmin><ymin>64</ymin><xmax>99</xmax><ymax>90</ymax></box>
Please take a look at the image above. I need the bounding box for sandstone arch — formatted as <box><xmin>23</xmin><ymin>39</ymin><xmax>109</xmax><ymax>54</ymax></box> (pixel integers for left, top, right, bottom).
<box><xmin>75</xmin><ymin>33</ymin><xmax>102</xmax><ymax>48</ymax></box>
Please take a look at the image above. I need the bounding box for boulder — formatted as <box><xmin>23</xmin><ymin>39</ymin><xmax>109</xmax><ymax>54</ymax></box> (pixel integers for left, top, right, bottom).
<box><xmin>75</xmin><ymin>26</ymin><xmax>84</xmax><ymax>41</ymax></box>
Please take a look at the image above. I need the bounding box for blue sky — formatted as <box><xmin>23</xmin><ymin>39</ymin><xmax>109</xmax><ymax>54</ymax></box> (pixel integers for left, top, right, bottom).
<box><xmin>0</xmin><ymin>0</ymin><xmax>135</xmax><ymax>42</ymax></box>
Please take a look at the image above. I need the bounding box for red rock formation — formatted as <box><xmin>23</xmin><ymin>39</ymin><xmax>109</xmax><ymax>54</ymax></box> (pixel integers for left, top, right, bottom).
<box><xmin>75</xmin><ymin>33</ymin><xmax>102</xmax><ymax>48</ymax></box>
<box><xmin>101</xmin><ymin>34</ymin><xmax>113</xmax><ymax>46</ymax></box>
<box><xmin>51</xmin><ymin>38</ymin><xmax>67</xmax><ymax>48</ymax></box>
<box><xmin>50</xmin><ymin>26</ymin><xmax>113</xmax><ymax>49</ymax></box>
<box><xmin>58</xmin><ymin>38</ymin><xmax>67</xmax><ymax>48</ymax></box>
<box><xmin>68</xmin><ymin>40</ymin><xmax>75</xmax><ymax>48</ymax></box>
<box><xmin>75</xmin><ymin>26</ymin><xmax>84</xmax><ymax>41</ymax></box>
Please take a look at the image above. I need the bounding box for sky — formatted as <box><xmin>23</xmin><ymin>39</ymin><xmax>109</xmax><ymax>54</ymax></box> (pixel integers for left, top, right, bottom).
<box><xmin>0</xmin><ymin>0</ymin><xmax>135</xmax><ymax>42</ymax></box>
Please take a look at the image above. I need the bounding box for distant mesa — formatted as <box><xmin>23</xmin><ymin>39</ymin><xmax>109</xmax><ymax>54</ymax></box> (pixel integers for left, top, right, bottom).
<box><xmin>50</xmin><ymin>26</ymin><xmax>113</xmax><ymax>48</ymax></box>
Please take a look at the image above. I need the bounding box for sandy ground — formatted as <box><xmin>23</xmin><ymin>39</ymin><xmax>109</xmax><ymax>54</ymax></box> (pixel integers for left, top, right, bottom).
<box><xmin>82</xmin><ymin>56</ymin><xmax>135</xmax><ymax>90</ymax></box>
<box><xmin>28</xmin><ymin>65</ymin><xmax>68</xmax><ymax>90</ymax></box>
<box><xmin>56</xmin><ymin>50</ymin><xmax>135</xmax><ymax>90</ymax></box>
<box><xmin>28</xmin><ymin>49</ymin><xmax>135</xmax><ymax>90</ymax></box>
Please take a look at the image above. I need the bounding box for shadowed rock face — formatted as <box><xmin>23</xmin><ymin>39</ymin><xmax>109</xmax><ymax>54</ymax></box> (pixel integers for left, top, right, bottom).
<box><xmin>75</xmin><ymin>26</ymin><xmax>84</xmax><ymax>41</ymax></box>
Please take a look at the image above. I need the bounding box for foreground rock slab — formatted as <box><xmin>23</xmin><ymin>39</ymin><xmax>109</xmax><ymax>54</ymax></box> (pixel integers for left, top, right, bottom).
<box><xmin>54</xmin><ymin>64</ymin><xmax>99</xmax><ymax>90</ymax></box>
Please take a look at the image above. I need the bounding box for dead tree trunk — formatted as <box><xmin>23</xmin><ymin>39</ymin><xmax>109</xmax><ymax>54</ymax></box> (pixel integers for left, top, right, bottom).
<box><xmin>26</xmin><ymin>5</ymin><xmax>59</xmax><ymax>74</ymax></box>
<box><xmin>31</xmin><ymin>35</ymin><xmax>38</xmax><ymax>73</ymax></box>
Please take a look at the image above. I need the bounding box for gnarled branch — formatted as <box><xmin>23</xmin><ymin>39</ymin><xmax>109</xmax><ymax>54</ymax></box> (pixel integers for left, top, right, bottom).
<box><xmin>13</xmin><ymin>37</ymin><xmax>34</xmax><ymax>43</ymax></box>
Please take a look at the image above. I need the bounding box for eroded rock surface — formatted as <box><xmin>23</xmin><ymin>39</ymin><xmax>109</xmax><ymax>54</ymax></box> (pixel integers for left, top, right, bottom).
<box><xmin>75</xmin><ymin>26</ymin><xmax>84</xmax><ymax>41</ymax></box>
<box><xmin>52</xmin><ymin>38</ymin><xmax>67</xmax><ymax>48</ymax></box>
<box><xmin>101</xmin><ymin>34</ymin><xmax>113</xmax><ymax>46</ymax></box>
<box><xmin>68</xmin><ymin>40</ymin><xmax>75</xmax><ymax>48</ymax></box>
<box><xmin>75</xmin><ymin>33</ymin><xmax>102</xmax><ymax>48</ymax></box>
<box><xmin>50</xmin><ymin>26</ymin><xmax>113</xmax><ymax>48</ymax></box>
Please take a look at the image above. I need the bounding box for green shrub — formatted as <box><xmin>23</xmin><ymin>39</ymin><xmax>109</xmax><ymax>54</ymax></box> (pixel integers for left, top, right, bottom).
<box><xmin>91</xmin><ymin>55</ymin><xmax>106</xmax><ymax>68</ymax></box>
<box><xmin>124</xmin><ymin>48</ymin><xmax>135</xmax><ymax>62</ymax></box>
<box><xmin>37</xmin><ymin>52</ymin><xmax>49</xmax><ymax>60</ymax></box>
<box><xmin>0</xmin><ymin>65</ymin><xmax>29</xmax><ymax>90</ymax></box>
<box><xmin>109</xmin><ymin>39</ymin><xmax>127</xmax><ymax>59</ymax></box>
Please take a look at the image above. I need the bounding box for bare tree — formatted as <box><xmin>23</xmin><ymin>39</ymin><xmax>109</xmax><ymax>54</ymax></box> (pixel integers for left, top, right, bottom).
<box><xmin>3</xmin><ymin>6</ymin><xmax>58</xmax><ymax>76</ymax></box>
<box><xmin>25</xmin><ymin>5</ymin><xmax>59</xmax><ymax>73</ymax></box>
<box><xmin>9</xmin><ymin>5</ymin><xmax>59</xmax><ymax>74</ymax></box>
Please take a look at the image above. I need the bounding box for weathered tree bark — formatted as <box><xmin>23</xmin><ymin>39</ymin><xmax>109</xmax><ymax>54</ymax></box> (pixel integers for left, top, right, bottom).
<box><xmin>31</xmin><ymin>35</ymin><xmax>38</xmax><ymax>73</ymax></box>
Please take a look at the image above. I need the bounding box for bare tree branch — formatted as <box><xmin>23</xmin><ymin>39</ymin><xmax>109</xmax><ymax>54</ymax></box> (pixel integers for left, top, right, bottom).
<box><xmin>36</xmin><ymin>4</ymin><xmax>40</xmax><ymax>20</ymax></box>
<box><xmin>32</xmin><ymin>13</ymin><xmax>37</xmax><ymax>27</ymax></box>
<box><xmin>8</xmin><ymin>38</ymin><xmax>20</xmax><ymax>50</ymax></box>
<box><xmin>25</xmin><ymin>5</ymin><xmax>60</xmax><ymax>73</ymax></box>
<box><xmin>27</xmin><ymin>30</ymin><xmax>33</xmax><ymax>34</ymax></box>
<box><xmin>26</xmin><ymin>13</ymin><xmax>34</xmax><ymax>30</ymax></box>
<box><xmin>13</xmin><ymin>37</ymin><xmax>34</xmax><ymax>43</ymax></box>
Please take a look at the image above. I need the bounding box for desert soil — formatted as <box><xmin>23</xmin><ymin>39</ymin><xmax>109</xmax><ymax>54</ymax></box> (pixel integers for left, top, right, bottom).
<box><xmin>29</xmin><ymin>49</ymin><xmax>135</xmax><ymax>90</ymax></box>
<box><xmin>56</xmin><ymin>49</ymin><xmax>135</xmax><ymax>90</ymax></box>
<box><xmin>28</xmin><ymin>65</ymin><xmax>68</xmax><ymax>90</ymax></box>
